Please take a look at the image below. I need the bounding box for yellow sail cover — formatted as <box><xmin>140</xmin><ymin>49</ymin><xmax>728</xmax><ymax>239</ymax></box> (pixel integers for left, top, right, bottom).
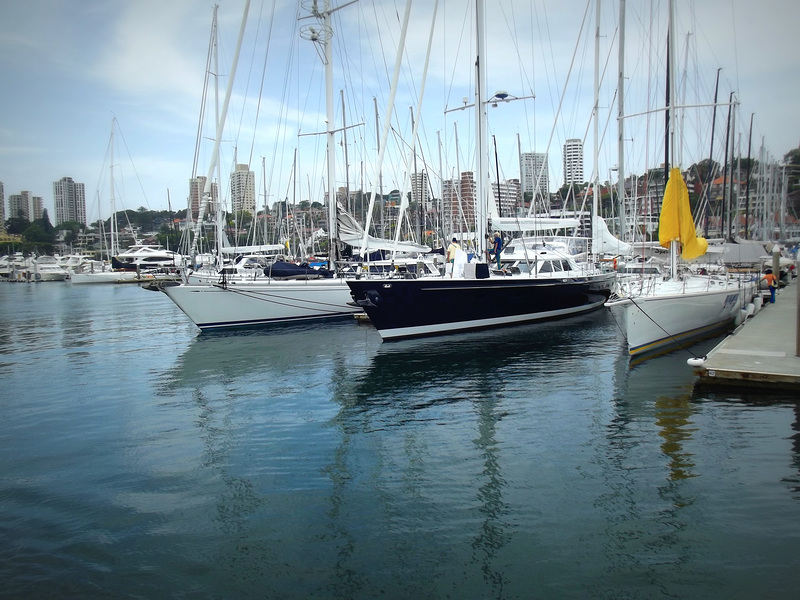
<box><xmin>659</xmin><ymin>167</ymin><xmax>708</xmax><ymax>260</ymax></box>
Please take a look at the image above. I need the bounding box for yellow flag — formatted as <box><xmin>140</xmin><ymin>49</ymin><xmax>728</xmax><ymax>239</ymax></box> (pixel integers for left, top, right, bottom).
<box><xmin>658</xmin><ymin>167</ymin><xmax>708</xmax><ymax>260</ymax></box>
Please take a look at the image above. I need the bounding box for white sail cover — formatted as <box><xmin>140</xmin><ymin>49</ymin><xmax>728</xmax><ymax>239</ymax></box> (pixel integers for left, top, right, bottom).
<box><xmin>591</xmin><ymin>215</ymin><xmax>632</xmax><ymax>255</ymax></box>
<box><xmin>337</xmin><ymin>204</ymin><xmax>431</xmax><ymax>253</ymax></box>
<box><xmin>491</xmin><ymin>213</ymin><xmax>631</xmax><ymax>255</ymax></box>
<box><xmin>490</xmin><ymin>216</ymin><xmax>581</xmax><ymax>232</ymax></box>
<box><xmin>220</xmin><ymin>244</ymin><xmax>286</xmax><ymax>254</ymax></box>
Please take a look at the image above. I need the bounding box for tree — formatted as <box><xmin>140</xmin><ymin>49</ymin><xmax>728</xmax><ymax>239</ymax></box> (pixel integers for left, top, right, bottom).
<box><xmin>784</xmin><ymin>148</ymin><xmax>800</xmax><ymax>189</ymax></box>
<box><xmin>56</xmin><ymin>220</ymin><xmax>84</xmax><ymax>247</ymax></box>
<box><xmin>33</xmin><ymin>210</ymin><xmax>54</xmax><ymax>236</ymax></box>
<box><xmin>22</xmin><ymin>222</ymin><xmax>56</xmax><ymax>252</ymax></box>
<box><xmin>5</xmin><ymin>217</ymin><xmax>30</xmax><ymax>235</ymax></box>
<box><xmin>784</xmin><ymin>147</ymin><xmax>800</xmax><ymax>214</ymax></box>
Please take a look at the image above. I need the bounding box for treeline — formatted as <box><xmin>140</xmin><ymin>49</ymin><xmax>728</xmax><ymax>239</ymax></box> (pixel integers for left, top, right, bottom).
<box><xmin>2</xmin><ymin>210</ymin><xmax>61</xmax><ymax>254</ymax></box>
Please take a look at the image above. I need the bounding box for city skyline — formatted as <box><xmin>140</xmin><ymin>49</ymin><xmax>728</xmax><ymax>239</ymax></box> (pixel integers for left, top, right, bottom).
<box><xmin>1</xmin><ymin>0</ymin><xmax>798</xmax><ymax>225</ymax></box>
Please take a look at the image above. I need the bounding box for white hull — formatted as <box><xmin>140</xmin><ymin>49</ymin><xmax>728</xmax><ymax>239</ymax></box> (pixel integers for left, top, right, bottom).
<box><xmin>161</xmin><ymin>279</ymin><xmax>360</xmax><ymax>330</ymax></box>
<box><xmin>606</xmin><ymin>276</ymin><xmax>757</xmax><ymax>356</ymax></box>
<box><xmin>30</xmin><ymin>270</ymin><xmax>69</xmax><ymax>282</ymax></box>
<box><xmin>70</xmin><ymin>271</ymin><xmax>140</xmax><ymax>284</ymax></box>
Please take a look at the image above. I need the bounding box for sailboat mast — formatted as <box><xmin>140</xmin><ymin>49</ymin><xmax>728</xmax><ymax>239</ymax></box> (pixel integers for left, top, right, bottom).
<box><xmin>110</xmin><ymin>118</ymin><xmax>117</xmax><ymax>257</ymax></box>
<box><xmin>323</xmin><ymin>1</ymin><xmax>338</xmax><ymax>268</ymax></box>
<box><xmin>592</xmin><ymin>0</ymin><xmax>600</xmax><ymax>232</ymax></box>
<box><xmin>667</xmin><ymin>0</ymin><xmax>677</xmax><ymax>278</ymax></box>
<box><xmin>617</xmin><ymin>0</ymin><xmax>626</xmax><ymax>239</ymax></box>
<box><xmin>744</xmin><ymin>112</ymin><xmax>754</xmax><ymax>240</ymax></box>
<box><xmin>190</xmin><ymin>0</ymin><xmax>251</xmax><ymax>259</ymax></box>
<box><xmin>702</xmin><ymin>68</ymin><xmax>721</xmax><ymax>238</ymax></box>
<box><xmin>475</xmin><ymin>0</ymin><xmax>489</xmax><ymax>255</ymax></box>
<box><xmin>721</xmin><ymin>92</ymin><xmax>733</xmax><ymax>239</ymax></box>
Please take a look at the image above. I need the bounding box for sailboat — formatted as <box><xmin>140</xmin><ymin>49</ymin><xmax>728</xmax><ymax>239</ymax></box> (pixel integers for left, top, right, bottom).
<box><xmin>71</xmin><ymin>118</ymin><xmax>140</xmax><ymax>285</ymax></box>
<box><xmin>606</xmin><ymin>168</ymin><xmax>756</xmax><ymax>356</ymax></box>
<box><xmin>155</xmin><ymin>0</ymin><xmax>404</xmax><ymax>330</ymax></box>
<box><xmin>346</xmin><ymin>0</ymin><xmax>615</xmax><ymax>341</ymax></box>
<box><xmin>603</xmin><ymin>0</ymin><xmax>757</xmax><ymax>358</ymax></box>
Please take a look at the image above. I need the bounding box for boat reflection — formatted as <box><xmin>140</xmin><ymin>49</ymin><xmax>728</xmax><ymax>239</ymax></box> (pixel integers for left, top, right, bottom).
<box><xmin>159</xmin><ymin>320</ymin><xmax>381</xmax><ymax>391</ymax></box>
<box><xmin>340</xmin><ymin>310</ymin><xmax>620</xmax><ymax>406</ymax></box>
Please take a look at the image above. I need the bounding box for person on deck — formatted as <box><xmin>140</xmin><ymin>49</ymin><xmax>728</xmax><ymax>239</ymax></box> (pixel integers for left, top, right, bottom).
<box><xmin>491</xmin><ymin>232</ymin><xmax>503</xmax><ymax>269</ymax></box>
<box><xmin>446</xmin><ymin>237</ymin><xmax>461</xmax><ymax>278</ymax></box>
<box><xmin>762</xmin><ymin>269</ymin><xmax>778</xmax><ymax>303</ymax></box>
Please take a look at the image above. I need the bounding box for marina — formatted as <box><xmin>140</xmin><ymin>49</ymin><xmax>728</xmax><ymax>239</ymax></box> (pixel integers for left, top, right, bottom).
<box><xmin>2</xmin><ymin>0</ymin><xmax>800</xmax><ymax>596</ymax></box>
<box><xmin>1</xmin><ymin>279</ymin><xmax>799</xmax><ymax>598</ymax></box>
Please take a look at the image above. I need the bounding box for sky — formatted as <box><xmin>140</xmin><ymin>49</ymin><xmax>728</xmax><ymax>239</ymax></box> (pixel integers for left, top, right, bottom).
<box><xmin>1</xmin><ymin>0</ymin><xmax>798</xmax><ymax>225</ymax></box>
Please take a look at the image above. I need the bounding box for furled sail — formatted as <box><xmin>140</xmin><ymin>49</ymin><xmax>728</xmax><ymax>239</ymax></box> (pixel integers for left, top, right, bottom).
<box><xmin>659</xmin><ymin>167</ymin><xmax>708</xmax><ymax>260</ymax></box>
<box><xmin>337</xmin><ymin>203</ymin><xmax>431</xmax><ymax>253</ymax></box>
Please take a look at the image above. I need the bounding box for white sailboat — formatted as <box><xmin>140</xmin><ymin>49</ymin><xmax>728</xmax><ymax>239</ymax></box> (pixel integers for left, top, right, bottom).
<box><xmin>604</xmin><ymin>0</ymin><xmax>757</xmax><ymax>358</ymax></box>
<box><xmin>606</xmin><ymin>167</ymin><xmax>757</xmax><ymax>356</ymax></box>
<box><xmin>71</xmin><ymin>118</ymin><xmax>139</xmax><ymax>284</ymax></box>
<box><xmin>155</xmin><ymin>0</ymin><xmax>364</xmax><ymax>330</ymax></box>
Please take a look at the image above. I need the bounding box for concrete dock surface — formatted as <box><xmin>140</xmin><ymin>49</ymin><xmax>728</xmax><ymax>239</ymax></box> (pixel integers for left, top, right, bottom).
<box><xmin>692</xmin><ymin>278</ymin><xmax>800</xmax><ymax>390</ymax></box>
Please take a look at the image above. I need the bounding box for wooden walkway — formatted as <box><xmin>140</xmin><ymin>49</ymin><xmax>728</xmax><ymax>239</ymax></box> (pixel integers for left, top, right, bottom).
<box><xmin>691</xmin><ymin>278</ymin><xmax>800</xmax><ymax>390</ymax></box>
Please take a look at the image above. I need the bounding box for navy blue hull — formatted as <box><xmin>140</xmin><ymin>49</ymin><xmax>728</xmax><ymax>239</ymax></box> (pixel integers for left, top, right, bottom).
<box><xmin>347</xmin><ymin>273</ymin><xmax>615</xmax><ymax>340</ymax></box>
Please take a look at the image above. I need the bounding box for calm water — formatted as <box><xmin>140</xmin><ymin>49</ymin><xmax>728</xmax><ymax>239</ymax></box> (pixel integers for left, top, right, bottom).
<box><xmin>1</xmin><ymin>281</ymin><xmax>798</xmax><ymax>599</ymax></box>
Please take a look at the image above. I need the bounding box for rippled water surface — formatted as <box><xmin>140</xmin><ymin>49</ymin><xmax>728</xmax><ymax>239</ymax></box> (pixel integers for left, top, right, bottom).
<box><xmin>1</xmin><ymin>282</ymin><xmax>799</xmax><ymax>599</ymax></box>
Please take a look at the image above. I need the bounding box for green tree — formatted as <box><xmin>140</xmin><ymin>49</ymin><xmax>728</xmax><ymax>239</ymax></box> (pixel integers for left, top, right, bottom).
<box><xmin>156</xmin><ymin>223</ymin><xmax>181</xmax><ymax>251</ymax></box>
<box><xmin>784</xmin><ymin>147</ymin><xmax>800</xmax><ymax>214</ymax></box>
<box><xmin>22</xmin><ymin>222</ymin><xmax>55</xmax><ymax>252</ymax></box>
<box><xmin>5</xmin><ymin>217</ymin><xmax>30</xmax><ymax>235</ymax></box>
<box><xmin>33</xmin><ymin>209</ymin><xmax>55</xmax><ymax>237</ymax></box>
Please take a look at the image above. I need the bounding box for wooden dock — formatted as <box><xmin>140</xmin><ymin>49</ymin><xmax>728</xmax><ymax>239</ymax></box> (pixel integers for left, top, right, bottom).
<box><xmin>691</xmin><ymin>278</ymin><xmax>800</xmax><ymax>390</ymax></box>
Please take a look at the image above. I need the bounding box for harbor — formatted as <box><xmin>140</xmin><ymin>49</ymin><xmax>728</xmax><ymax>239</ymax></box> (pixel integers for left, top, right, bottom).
<box><xmin>2</xmin><ymin>0</ymin><xmax>800</xmax><ymax>597</ymax></box>
<box><xmin>692</xmin><ymin>276</ymin><xmax>800</xmax><ymax>389</ymax></box>
<box><xmin>1</xmin><ymin>279</ymin><xmax>799</xmax><ymax>599</ymax></box>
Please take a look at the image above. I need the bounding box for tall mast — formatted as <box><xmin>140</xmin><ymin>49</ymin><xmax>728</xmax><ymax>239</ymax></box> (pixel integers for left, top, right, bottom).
<box><xmin>744</xmin><ymin>112</ymin><xmax>754</xmax><ymax>240</ymax></box>
<box><xmin>300</xmin><ymin>0</ymin><xmax>357</xmax><ymax>266</ymax></box>
<box><xmin>110</xmin><ymin>118</ymin><xmax>117</xmax><ymax>256</ymax></box>
<box><xmin>592</xmin><ymin>0</ymin><xmax>600</xmax><ymax>234</ymax></box>
<box><xmin>667</xmin><ymin>0</ymin><xmax>677</xmax><ymax>278</ymax></box>
<box><xmin>190</xmin><ymin>0</ymin><xmax>251</xmax><ymax>259</ymax></box>
<box><xmin>701</xmin><ymin>68</ymin><xmax>721</xmax><ymax>238</ymax></box>
<box><xmin>475</xmin><ymin>0</ymin><xmax>489</xmax><ymax>254</ymax></box>
<box><xmin>323</xmin><ymin>1</ymin><xmax>337</xmax><ymax>267</ymax></box>
<box><xmin>617</xmin><ymin>0</ymin><xmax>626</xmax><ymax>239</ymax></box>
<box><xmin>721</xmin><ymin>92</ymin><xmax>733</xmax><ymax>239</ymax></box>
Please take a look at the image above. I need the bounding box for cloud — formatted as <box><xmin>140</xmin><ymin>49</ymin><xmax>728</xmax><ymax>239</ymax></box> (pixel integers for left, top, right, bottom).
<box><xmin>88</xmin><ymin>1</ymin><xmax>216</xmax><ymax>109</ymax></box>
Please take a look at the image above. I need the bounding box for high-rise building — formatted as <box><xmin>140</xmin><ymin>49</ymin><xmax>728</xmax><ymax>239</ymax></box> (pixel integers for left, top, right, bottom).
<box><xmin>442</xmin><ymin>172</ymin><xmax>476</xmax><ymax>233</ymax></box>
<box><xmin>491</xmin><ymin>179</ymin><xmax>521</xmax><ymax>217</ymax></box>
<box><xmin>230</xmin><ymin>164</ymin><xmax>256</xmax><ymax>214</ymax></box>
<box><xmin>53</xmin><ymin>177</ymin><xmax>87</xmax><ymax>226</ymax></box>
<box><xmin>520</xmin><ymin>152</ymin><xmax>549</xmax><ymax>203</ymax></box>
<box><xmin>410</xmin><ymin>171</ymin><xmax>431</xmax><ymax>211</ymax></box>
<box><xmin>563</xmin><ymin>138</ymin><xmax>584</xmax><ymax>186</ymax></box>
<box><xmin>0</xmin><ymin>181</ymin><xmax>5</xmax><ymax>231</ymax></box>
<box><xmin>189</xmin><ymin>176</ymin><xmax>219</xmax><ymax>219</ymax></box>
<box><xmin>8</xmin><ymin>190</ymin><xmax>43</xmax><ymax>221</ymax></box>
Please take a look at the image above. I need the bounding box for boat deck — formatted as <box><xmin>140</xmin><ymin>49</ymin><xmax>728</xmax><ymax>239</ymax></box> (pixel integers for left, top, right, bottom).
<box><xmin>691</xmin><ymin>277</ymin><xmax>800</xmax><ymax>390</ymax></box>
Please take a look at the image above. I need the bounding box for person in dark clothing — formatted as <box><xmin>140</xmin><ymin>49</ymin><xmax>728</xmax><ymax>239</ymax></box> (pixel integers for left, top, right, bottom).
<box><xmin>491</xmin><ymin>232</ymin><xmax>503</xmax><ymax>269</ymax></box>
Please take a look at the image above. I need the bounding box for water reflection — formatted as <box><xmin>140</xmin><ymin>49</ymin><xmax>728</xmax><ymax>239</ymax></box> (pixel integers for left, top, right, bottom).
<box><xmin>470</xmin><ymin>380</ymin><xmax>509</xmax><ymax>595</ymax></box>
<box><xmin>698</xmin><ymin>388</ymin><xmax>800</xmax><ymax>498</ymax></box>
<box><xmin>654</xmin><ymin>394</ymin><xmax>697</xmax><ymax>481</ymax></box>
<box><xmin>342</xmin><ymin>310</ymin><xmax>619</xmax><ymax>405</ymax></box>
<box><xmin>159</xmin><ymin>321</ymin><xmax>378</xmax><ymax>391</ymax></box>
<box><xmin>789</xmin><ymin>401</ymin><xmax>800</xmax><ymax>497</ymax></box>
<box><xmin>326</xmin><ymin>312</ymin><xmax>619</xmax><ymax>595</ymax></box>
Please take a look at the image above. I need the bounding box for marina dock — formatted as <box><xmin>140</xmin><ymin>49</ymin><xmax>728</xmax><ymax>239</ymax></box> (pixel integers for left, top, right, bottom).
<box><xmin>691</xmin><ymin>278</ymin><xmax>800</xmax><ymax>390</ymax></box>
